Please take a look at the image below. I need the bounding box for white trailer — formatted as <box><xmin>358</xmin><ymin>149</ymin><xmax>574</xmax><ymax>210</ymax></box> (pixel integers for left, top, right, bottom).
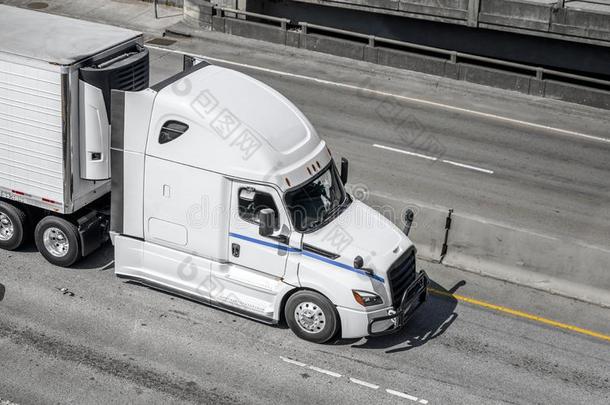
<box><xmin>0</xmin><ymin>6</ymin><xmax>148</xmax><ymax>265</ymax></box>
<box><xmin>0</xmin><ymin>6</ymin><xmax>428</xmax><ymax>343</ymax></box>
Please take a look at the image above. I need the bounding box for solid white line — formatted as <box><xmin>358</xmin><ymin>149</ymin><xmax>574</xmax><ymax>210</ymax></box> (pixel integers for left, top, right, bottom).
<box><xmin>441</xmin><ymin>159</ymin><xmax>494</xmax><ymax>174</ymax></box>
<box><xmin>386</xmin><ymin>388</ymin><xmax>419</xmax><ymax>402</ymax></box>
<box><xmin>279</xmin><ymin>356</ymin><xmax>307</xmax><ymax>367</ymax></box>
<box><xmin>349</xmin><ymin>377</ymin><xmax>380</xmax><ymax>390</ymax></box>
<box><xmin>147</xmin><ymin>45</ymin><xmax>610</xmax><ymax>145</ymax></box>
<box><xmin>372</xmin><ymin>144</ymin><xmax>437</xmax><ymax>161</ymax></box>
<box><xmin>309</xmin><ymin>365</ymin><xmax>342</xmax><ymax>378</ymax></box>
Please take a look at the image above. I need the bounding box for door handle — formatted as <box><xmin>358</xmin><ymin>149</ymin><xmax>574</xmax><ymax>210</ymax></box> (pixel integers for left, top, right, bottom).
<box><xmin>231</xmin><ymin>243</ymin><xmax>240</xmax><ymax>258</ymax></box>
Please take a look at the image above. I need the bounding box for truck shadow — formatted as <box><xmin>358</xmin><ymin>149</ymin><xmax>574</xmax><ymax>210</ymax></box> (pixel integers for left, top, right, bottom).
<box><xmin>345</xmin><ymin>279</ymin><xmax>464</xmax><ymax>353</ymax></box>
<box><xmin>72</xmin><ymin>242</ymin><xmax>115</xmax><ymax>271</ymax></box>
<box><xmin>0</xmin><ymin>282</ymin><xmax>5</xmax><ymax>302</ymax></box>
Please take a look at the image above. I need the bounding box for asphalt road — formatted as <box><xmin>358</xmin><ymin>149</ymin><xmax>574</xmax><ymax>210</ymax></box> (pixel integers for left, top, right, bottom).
<box><xmin>1</xmin><ymin>243</ymin><xmax>609</xmax><ymax>405</ymax></box>
<box><xmin>0</xmin><ymin>2</ymin><xmax>609</xmax><ymax>404</ymax></box>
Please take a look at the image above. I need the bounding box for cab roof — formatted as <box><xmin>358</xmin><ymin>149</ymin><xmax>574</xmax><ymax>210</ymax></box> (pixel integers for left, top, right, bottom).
<box><xmin>0</xmin><ymin>5</ymin><xmax>140</xmax><ymax>65</ymax></box>
<box><xmin>145</xmin><ymin>64</ymin><xmax>331</xmax><ymax>190</ymax></box>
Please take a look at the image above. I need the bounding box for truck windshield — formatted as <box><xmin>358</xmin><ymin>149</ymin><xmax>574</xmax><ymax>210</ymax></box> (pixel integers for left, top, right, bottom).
<box><xmin>285</xmin><ymin>162</ymin><xmax>350</xmax><ymax>232</ymax></box>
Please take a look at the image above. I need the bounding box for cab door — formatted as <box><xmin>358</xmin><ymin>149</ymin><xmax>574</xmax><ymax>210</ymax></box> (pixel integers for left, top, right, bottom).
<box><xmin>227</xmin><ymin>182</ymin><xmax>292</xmax><ymax>278</ymax></box>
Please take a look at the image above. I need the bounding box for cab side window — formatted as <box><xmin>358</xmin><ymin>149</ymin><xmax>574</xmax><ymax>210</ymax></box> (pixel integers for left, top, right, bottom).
<box><xmin>238</xmin><ymin>188</ymin><xmax>279</xmax><ymax>229</ymax></box>
<box><xmin>159</xmin><ymin>120</ymin><xmax>189</xmax><ymax>144</ymax></box>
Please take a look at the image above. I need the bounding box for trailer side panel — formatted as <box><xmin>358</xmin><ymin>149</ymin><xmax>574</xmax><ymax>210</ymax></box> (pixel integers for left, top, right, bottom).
<box><xmin>0</xmin><ymin>56</ymin><xmax>65</xmax><ymax>211</ymax></box>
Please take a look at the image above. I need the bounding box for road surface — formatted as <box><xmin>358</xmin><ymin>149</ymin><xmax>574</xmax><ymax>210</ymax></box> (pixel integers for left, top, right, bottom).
<box><xmin>0</xmin><ymin>2</ymin><xmax>609</xmax><ymax>404</ymax></box>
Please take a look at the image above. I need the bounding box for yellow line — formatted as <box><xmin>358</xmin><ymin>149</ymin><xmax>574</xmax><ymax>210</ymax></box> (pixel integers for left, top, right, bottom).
<box><xmin>428</xmin><ymin>288</ymin><xmax>610</xmax><ymax>343</ymax></box>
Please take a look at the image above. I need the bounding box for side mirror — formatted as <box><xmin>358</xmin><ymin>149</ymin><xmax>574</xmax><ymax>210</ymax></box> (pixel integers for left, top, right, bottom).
<box><xmin>403</xmin><ymin>208</ymin><xmax>415</xmax><ymax>236</ymax></box>
<box><xmin>258</xmin><ymin>208</ymin><xmax>276</xmax><ymax>237</ymax></box>
<box><xmin>354</xmin><ymin>255</ymin><xmax>375</xmax><ymax>276</ymax></box>
<box><xmin>340</xmin><ymin>157</ymin><xmax>349</xmax><ymax>185</ymax></box>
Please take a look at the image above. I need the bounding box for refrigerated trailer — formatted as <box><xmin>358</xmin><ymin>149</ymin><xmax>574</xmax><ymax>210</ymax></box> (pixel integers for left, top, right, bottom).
<box><xmin>0</xmin><ymin>6</ymin><xmax>428</xmax><ymax>342</ymax></box>
<box><xmin>0</xmin><ymin>6</ymin><xmax>148</xmax><ymax>265</ymax></box>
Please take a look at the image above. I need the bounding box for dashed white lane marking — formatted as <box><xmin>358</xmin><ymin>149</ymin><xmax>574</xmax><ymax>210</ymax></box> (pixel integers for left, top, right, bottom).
<box><xmin>373</xmin><ymin>144</ymin><xmax>494</xmax><ymax>175</ymax></box>
<box><xmin>280</xmin><ymin>356</ymin><xmax>307</xmax><ymax>367</ymax></box>
<box><xmin>279</xmin><ymin>356</ymin><xmax>429</xmax><ymax>403</ymax></box>
<box><xmin>372</xmin><ymin>144</ymin><xmax>438</xmax><ymax>161</ymax></box>
<box><xmin>441</xmin><ymin>159</ymin><xmax>495</xmax><ymax>174</ymax></box>
<box><xmin>349</xmin><ymin>377</ymin><xmax>380</xmax><ymax>390</ymax></box>
<box><xmin>386</xmin><ymin>389</ymin><xmax>419</xmax><ymax>402</ymax></box>
<box><xmin>309</xmin><ymin>365</ymin><xmax>342</xmax><ymax>378</ymax></box>
<box><xmin>147</xmin><ymin>46</ymin><xmax>610</xmax><ymax>146</ymax></box>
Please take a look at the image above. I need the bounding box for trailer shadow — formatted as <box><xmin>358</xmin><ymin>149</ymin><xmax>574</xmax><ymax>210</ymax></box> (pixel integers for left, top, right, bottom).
<box><xmin>343</xmin><ymin>279</ymin><xmax>464</xmax><ymax>352</ymax></box>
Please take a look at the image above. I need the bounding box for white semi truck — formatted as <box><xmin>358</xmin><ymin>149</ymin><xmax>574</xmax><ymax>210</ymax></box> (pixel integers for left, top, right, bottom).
<box><xmin>0</xmin><ymin>6</ymin><xmax>428</xmax><ymax>342</ymax></box>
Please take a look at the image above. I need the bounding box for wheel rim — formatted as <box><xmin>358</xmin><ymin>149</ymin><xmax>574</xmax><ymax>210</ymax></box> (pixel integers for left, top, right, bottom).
<box><xmin>294</xmin><ymin>301</ymin><xmax>326</xmax><ymax>334</ymax></box>
<box><xmin>0</xmin><ymin>212</ymin><xmax>14</xmax><ymax>241</ymax></box>
<box><xmin>43</xmin><ymin>227</ymin><xmax>70</xmax><ymax>258</ymax></box>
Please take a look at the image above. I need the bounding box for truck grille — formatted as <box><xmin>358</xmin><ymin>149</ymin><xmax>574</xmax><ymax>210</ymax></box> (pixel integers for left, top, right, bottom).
<box><xmin>388</xmin><ymin>248</ymin><xmax>416</xmax><ymax>307</ymax></box>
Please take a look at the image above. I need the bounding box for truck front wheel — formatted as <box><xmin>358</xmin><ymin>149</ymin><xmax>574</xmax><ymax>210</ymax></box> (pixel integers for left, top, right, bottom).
<box><xmin>285</xmin><ymin>290</ymin><xmax>339</xmax><ymax>344</ymax></box>
<box><xmin>0</xmin><ymin>201</ymin><xmax>28</xmax><ymax>251</ymax></box>
<box><xmin>35</xmin><ymin>216</ymin><xmax>81</xmax><ymax>267</ymax></box>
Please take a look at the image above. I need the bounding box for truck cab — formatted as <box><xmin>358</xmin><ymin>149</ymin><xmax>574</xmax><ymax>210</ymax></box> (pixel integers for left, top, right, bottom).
<box><xmin>111</xmin><ymin>60</ymin><xmax>428</xmax><ymax>342</ymax></box>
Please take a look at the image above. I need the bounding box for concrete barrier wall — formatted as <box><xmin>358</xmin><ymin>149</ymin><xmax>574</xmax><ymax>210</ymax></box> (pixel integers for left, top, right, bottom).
<box><xmin>443</xmin><ymin>212</ymin><xmax>610</xmax><ymax>307</ymax></box>
<box><xmin>143</xmin><ymin>0</ymin><xmax>184</xmax><ymax>7</ymax></box>
<box><xmin>377</xmin><ymin>48</ymin><xmax>448</xmax><ymax>77</ymax></box>
<box><xmin>184</xmin><ymin>0</ymin><xmax>213</xmax><ymax>27</ymax></box>
<box><xmin>225</xmin><ymin>18</ymin><xmax>288</xmax><ymax>45</ymax></box>
<box><xmin>186</xmin><ymin>10</ymin><xmax>610</xmax><ymax>110</ymax></box>
<box><xmin>302</xmin><ymin>33</ymin><xmax>366</xmax><ymax>60</ymax></box>
<box><xmin>457</xmin><ymin>64</ymin><xmax>532</xmax><ymax>94</ymax></box>
<box><xmin>544</xmin><ymin>80</ymin><xmax>610</xmax><ymax>110</ymax></box>
<box><xmin>359</xmin><ymin>193</ymin><xmax>610</xmax><ymax>306</ymax></box>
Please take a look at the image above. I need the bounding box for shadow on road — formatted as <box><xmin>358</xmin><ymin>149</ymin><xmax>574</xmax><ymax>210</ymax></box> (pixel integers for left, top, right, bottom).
<box><xmin>0</xmin><ymin>282</ymin><xmax>4</xmax><ymax>301</ymax></box>
<box><xmin>72</xmin><ymin>242</ymin><xmax>115</xmax><ymax>271</ymax></box>
<box><xmin>347</xmin><ymin>279</ymin><xmax>464</xmax><ymax>353</ymax></box>
<box><xmin>10</xmin><ymin>240</ymin><xmax>114</xmax><ymax>270</ymax></box>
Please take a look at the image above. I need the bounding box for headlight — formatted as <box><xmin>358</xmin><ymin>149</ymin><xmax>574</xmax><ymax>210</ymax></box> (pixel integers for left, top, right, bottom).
<box><xmin>352</xmin><ymin>290</ymin><xmax>383</xmax><ymax>307</ymax></box>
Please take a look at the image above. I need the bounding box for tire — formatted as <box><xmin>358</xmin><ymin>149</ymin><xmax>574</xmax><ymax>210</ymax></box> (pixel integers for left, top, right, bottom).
<box><xmin>285</xmin><ymin>290</ymin><xmax>339</xmax><ymax>344</ymax></box>
<box><xmin>35</xmin><ymin>216</ymin><xmax>81</xmax><ymax>267</ymax></box>
<box><xmin>0</xmin><ymin>201</ymin><xmax>27</xmax><ymax>251</ymax></box>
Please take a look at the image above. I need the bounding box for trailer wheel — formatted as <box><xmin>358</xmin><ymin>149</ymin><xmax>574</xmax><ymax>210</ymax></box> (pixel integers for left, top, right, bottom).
<box><xmin>285</xmin><ymin>290</ymin><xmax>339</xmax><ymax>344</ymax></box>
<box><xmin>35</xmin><ymin>216</ymin><xmax>81</xmax><ymax>267</ymax></box>
<box><xmin>0</xmin><ymin>201</ymin><xmax>28</xmax><ymax>251</ymax></box>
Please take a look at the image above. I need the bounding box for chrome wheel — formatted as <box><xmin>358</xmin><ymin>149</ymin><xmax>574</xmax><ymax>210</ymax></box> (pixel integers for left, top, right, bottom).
<box><xmin>0</xmin><ymin>212</ymin><xmax>14</xmax><ymax>241</ymax></box>
<box><xmin>294</xmin><ymin>301</ymin><xmax>326</xmax><ymax>334</ymax></box>
<box><xmin>43</xmin><ymin>227</ymin><xmax>70</xmax><ymax>258</ymax></box>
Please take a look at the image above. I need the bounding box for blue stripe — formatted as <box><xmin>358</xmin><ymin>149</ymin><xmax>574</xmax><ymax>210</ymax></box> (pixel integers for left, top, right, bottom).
<box><xmin>229</xmin><ymin>232</ymin><xmax>384</xmax><ymax>283</ymax></box>
<box><xmin>301</xmin><ymin>250</ymin><xmax>385</xmax><ymax>283</ymax></box>
<box><xmin>229</xmin><ymin>232</ymin><xmax>300</xmax><ymax>252</ymax></box>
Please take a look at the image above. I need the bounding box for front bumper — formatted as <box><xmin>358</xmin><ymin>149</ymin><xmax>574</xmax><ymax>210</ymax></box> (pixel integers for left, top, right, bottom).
<box><xmin>367</xmin><ymin>270</ymin><xmax>429</xmax><ymax>337</ymax></box>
